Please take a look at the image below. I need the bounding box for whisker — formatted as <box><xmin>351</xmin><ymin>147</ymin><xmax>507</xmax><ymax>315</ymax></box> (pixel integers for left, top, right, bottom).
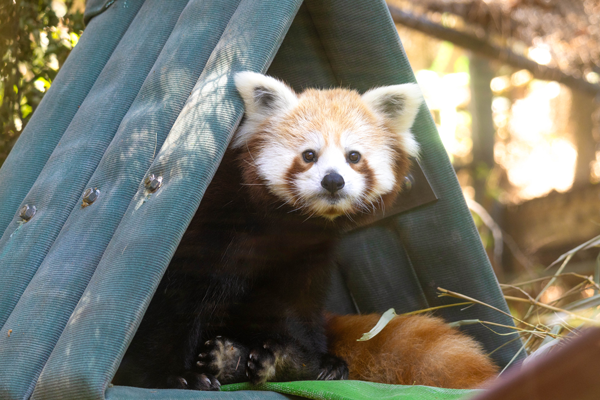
<box><xmin>246</xmin><ymin>142</ymin><xmax>256</xmax><ymax>162</ymax></box>
<box><xmin>288</xmin><ymin>205</ymin><xmax>306</xmax><ymax>213</ymax></box>
<box><xmin>276</xmin><ymin>197</ymin><xmax>296</xmax><ymax>209</ymax></box>
<box><xmin>303</xmin><ymin>211</ymin><xmax>317</xmax><ymax>223</ymax></box>
<box><xmin>344</xmin><ymin>210</ymin><xmax>355</xmax><ymax>223</ymax></box>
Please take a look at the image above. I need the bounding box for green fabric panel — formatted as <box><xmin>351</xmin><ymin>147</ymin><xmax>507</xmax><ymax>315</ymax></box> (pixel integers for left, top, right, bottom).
<box><xmin>31</xmin><ymin>1</ymin><xmax>303</xmax><ymax>399</ymax></box>
<box><xmin>302</xmin><ymin>0</ymin><xmax>523</xmax><ymax>368</ymax></box>
<box><xmin>0</xmin><ymin>1</ymin><xmax>242</xmax><ymax>399</ymax></box>
<box><xmin>84</xmin><ymin>0</ymin><xmax>115</xmax><ymax>24</ymax></box>
<box><xmin>222</xmin><ymin>381</ymin><xmax>480</xmax><ymax>400</ymax></box>
<box><xmin>0</xmin><ymin>0</ymin><xmax>144</xmax><ymax>238</ymax></box>
<box><xmin>335</xmin><ymin>226</ymin><xmax>429</xmax><ymax>315</ymax></box>
<box><xmin>0</xmin><ymin>0</ymin><xmax>184</xmax><ymax>341</ymax></box>
<box><xmin>106</xmin><ymin>386</ymin><xmax>298</xmax><ymax>400</ymax></box>
<box><xmin>325</xmin><ymin>267</ymin><xmax>359</xmax><ymax>315</ymax></box>
<box><xmin>266</xmin><ymin>3</ymin><xmax>337</xmax><ymax>91</ymax></box>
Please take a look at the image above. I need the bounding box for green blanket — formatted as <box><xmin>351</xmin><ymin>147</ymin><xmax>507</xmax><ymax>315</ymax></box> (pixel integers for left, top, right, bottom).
<box><xmin>223</xmin><ymin>381</ymin><xmax>479</xmax><ymax>400</ymax></box>
<box><xmin>105</xmin><ymin>381</ymin><xmax>480</xmax><ymax>400</ymax></box>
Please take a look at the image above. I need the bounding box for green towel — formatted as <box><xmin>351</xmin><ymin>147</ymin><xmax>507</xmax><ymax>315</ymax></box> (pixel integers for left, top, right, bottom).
<box><xmin>222</xmin><ymin>381</ymin><xmax>480</xmax><ymax>400</ymax></box>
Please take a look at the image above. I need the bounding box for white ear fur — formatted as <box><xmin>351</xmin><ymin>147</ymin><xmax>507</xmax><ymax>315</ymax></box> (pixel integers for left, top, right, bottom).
<box><xmin>233</xmin><ymin>72</ymin><xmax>298</xmax><ymax>148</ymax></box>
<box><xmin>362</xmin><ymin>83</ymin><xmax>423</xmax><ymax>158</ymax></box>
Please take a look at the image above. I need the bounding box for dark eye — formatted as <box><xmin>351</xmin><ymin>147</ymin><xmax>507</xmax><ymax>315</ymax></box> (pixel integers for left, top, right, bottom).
<box><xmin>348</xmin><ymin>151</ymin><xmax>361</xmax><ymax>164</ymax></box>
<box><xmin>302</xmin><ymin>150</ymin><xmax>317</xmax><ymax>163</ymax></box>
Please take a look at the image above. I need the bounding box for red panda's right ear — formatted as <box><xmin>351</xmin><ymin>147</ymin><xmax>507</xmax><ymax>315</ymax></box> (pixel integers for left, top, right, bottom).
<box><xmin>233</xmin><ymin>72</ymin><xmax>298</xmax><ymax>148</ymax></box>
<box><xmin>234</xmin><ymin>72</ymin><xmax>297</xmax><ymax>118</ymax></box>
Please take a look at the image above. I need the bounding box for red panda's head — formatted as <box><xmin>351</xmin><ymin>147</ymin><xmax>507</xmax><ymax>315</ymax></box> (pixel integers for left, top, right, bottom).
<box><xmin>233</xmin><ymin>72</ymin><xmax>423</xmax><ymax>221</ymax></box>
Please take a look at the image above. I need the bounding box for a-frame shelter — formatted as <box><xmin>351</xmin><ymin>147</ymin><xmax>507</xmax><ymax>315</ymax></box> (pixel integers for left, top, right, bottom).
<box><xmin>0</xmin><ymin>0</ymin><xmax>523</xmax><ymax>399</ymax></box>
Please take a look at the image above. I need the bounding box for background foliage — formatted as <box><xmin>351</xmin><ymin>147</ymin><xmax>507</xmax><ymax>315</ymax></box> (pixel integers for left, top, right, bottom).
<box><xmin>0</xmin><ymin>0</ymin><xmax>84</xmax><ymax>166</ymax></box>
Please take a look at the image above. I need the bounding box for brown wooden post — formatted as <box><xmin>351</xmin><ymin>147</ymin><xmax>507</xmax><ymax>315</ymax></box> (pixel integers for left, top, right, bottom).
<box><xmin>469</xmin><ymin>54</ymin><xmax>496</xmax><ymax>204</ymax></box>
<box><xmin>570</xmin><ymin>89</ymin><xmax>597</xmax><ymax>187</ymax></box>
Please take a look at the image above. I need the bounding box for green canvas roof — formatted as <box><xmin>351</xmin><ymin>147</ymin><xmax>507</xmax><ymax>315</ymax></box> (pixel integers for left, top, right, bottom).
<box><xmin>0</xmin><ymin>0</ymin><xmax>523</xmax><ymax>399</ymax></box>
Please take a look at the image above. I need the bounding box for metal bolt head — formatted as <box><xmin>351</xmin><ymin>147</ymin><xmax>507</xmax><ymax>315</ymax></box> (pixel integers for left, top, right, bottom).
<box><xmin>82</xmin><ymin>188</ymin><xmax>100</xmax><ymax>205</ymax></box>
<box><xmin>19</xmin><ymin>204</ymin><xmax>36</xmax><ymax>221</ymax></box>
<box><xmin>402</xmin><ymin>174</ymin><xmax>414</xmax><ymax>192</ymax></box>
<box><xmin>145</xmin><ymin>174</ymin><xmax>162</xmax><ymax>192</ymax></box>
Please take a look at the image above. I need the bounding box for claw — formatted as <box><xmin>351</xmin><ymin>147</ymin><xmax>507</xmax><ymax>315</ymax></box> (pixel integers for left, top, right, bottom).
<box><xmin>196</xmin><ymin>361</ymin><xmax>205</xmax><ymax>367</ymax></box>
<box><xmin>204</xmin><ymin>340</ymin><xmax>213</xmax><ymax>346</ymax></box>
<box><xmin>198</xmin><ymin>353</ymin><xmax>207</xmax><ymax>359</ymax></box>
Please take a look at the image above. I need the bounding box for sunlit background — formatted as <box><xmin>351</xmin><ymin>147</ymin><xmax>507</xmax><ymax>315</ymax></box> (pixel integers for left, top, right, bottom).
<box><xmin>413</xmin><ymin>45</ymin><xmax>585</xmax><ymax>203</ymax></box>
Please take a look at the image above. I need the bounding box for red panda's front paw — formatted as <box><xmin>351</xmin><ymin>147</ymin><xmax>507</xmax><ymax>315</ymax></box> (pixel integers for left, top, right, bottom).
<box><xmin>317</xmin><ymin>354</ymin><xmax>349</xmax><ymax>381</ymax></box>
<box><xmin>197</xmin><ymin>336</ymin><xmax>249</xmax><ymax>384</ymax></box>
<box><xmin>246</xmin><ymin>346</ymin><xmax>276</xmax><ymax>385</ymax></box>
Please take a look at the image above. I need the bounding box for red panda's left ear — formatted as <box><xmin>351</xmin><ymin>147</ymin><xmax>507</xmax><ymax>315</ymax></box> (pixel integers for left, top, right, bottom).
<box><xmin>362</xmin><ymin>83</ymin><xmax>423</xmax><ymax>158</ymax></box>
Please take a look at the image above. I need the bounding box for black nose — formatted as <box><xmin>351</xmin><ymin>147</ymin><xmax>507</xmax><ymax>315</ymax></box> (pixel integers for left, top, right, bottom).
<box><xmin>321</xmin><ymin>172</ymin><xmax>345</xmax><ymax>194</ymax></box>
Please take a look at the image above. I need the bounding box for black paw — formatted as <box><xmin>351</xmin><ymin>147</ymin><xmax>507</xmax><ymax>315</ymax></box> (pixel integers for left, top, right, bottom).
<box><xmin>196</xmin><ymin>336</ymin><xmax>249</xmax><ymax>384</ymax></box>
<box><xmin>317</xmin><ymin>354</ymin><xmax>348</xmax><ymax>381</ymax></box>
<box><xmin>167</xmin><ymin>372</ymin><xmax>220</xmax><ymax>391</ymax></box>
<box><xmin>246</xmin><ymin>344</ymin><xmax>277</xmax><ymax>385</ymax></box>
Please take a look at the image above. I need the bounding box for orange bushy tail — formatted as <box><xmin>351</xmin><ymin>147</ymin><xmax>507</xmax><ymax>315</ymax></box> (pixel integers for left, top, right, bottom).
<box><xmin>326</xmin><ymin>314</ymin><xmax>498</xmax><ymax>389</ymax></box>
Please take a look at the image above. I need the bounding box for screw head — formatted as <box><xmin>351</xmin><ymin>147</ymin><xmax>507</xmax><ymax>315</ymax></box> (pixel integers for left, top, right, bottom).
<box><xmin>82</xmin><ymin>188</ymin><xmax>100</xmax><ymax>205</ymax></box>
<box><xmin>19</xmin><ymin>204</ymin><xmax>36</xmax><ymax>221</ymax></box>
<box><xmin>402</xmin><ymin>174</ymin><xmax>414</xmax><ymax>192</ymax></box>
<box><xmin>145</xmin><ymin>174</ymin><xmax>162</xmax><ymax>192</ymax></box>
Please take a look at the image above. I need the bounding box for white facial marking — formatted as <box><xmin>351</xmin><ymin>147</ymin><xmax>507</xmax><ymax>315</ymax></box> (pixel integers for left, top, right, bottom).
<box><xmin>253</xmin><ymin>127</ymin><xmax>400</xmax><ymax>219</ymax></box>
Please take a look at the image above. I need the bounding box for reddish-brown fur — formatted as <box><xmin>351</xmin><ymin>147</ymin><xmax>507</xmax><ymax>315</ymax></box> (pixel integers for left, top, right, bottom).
<box><xmin>326</xmin><ymin>314</ymin><xmax>498</xmax><ymax>389</ymax></box>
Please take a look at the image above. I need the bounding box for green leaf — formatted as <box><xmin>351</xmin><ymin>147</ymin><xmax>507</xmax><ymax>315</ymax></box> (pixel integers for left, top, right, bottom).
<box><xmin>34</xmin><ymin>77</ymin><xmax>51</xmax><ymax>92</ymax></box>
<box><xmin>69</xmin><ymin>32</ymin><xmax>79</xmax><ymax>48</ymax></box>
<box><xmin>22</xmin><ymin>104</ymin><xmax>32</xmax><ymax>118</ymax></box>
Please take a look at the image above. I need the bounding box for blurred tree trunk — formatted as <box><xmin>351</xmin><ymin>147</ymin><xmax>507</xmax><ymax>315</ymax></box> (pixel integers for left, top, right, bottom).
<box><xmin>570</xmin><ymin>90</ymin><xmax>597</xmax><ymax>187</ymax></box>
<box><xmin>469</xmin><ymin>54</ymin><xmax>495</xmax><ymax>204</ymax></box>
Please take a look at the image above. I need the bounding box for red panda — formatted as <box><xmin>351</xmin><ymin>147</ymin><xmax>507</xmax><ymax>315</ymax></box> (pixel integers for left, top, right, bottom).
<box><xmin>114</xmin><ymin>72</ymin><xmax>496</xmax><ymax>391</ymax></box>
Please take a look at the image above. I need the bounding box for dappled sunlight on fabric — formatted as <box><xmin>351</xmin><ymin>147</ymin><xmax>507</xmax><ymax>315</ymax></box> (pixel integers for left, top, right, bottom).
<box><xmin>68</xmin><ymin>291</ymin><xmax>90</xmax><ymax>327</ymax></box>
<box><xmin>156</xmin><ymin>62</ymin><xmax>241</xmax><ymax>183</ymax></box>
